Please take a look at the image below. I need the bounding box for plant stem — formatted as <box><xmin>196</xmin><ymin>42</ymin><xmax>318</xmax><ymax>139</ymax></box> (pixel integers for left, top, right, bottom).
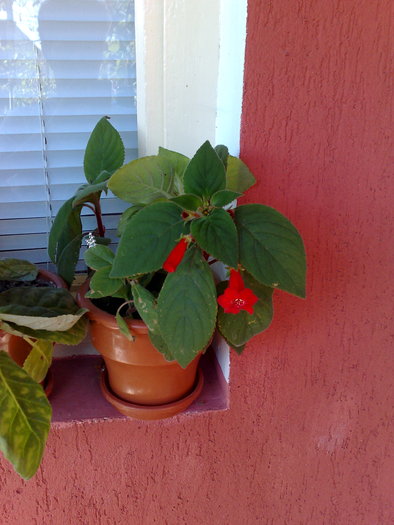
<box><xmin>82</xmin><ymin>201</ymin><xmax>105</xmax><ymax>238</ymax></box>
<box><xmin>94</xmin><ymin>200</ymin><xmax>105</xmax><ymax>238</ymax></box>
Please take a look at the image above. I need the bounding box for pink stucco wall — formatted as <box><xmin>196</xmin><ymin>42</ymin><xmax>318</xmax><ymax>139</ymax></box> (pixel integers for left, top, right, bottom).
<box><xmin>1</xmin><ymin>1</ymin><xmax>393</xmax><ymax>523</ymax></box>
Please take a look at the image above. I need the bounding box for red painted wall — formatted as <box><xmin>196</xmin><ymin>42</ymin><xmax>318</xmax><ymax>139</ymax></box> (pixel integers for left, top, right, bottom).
<box><xmin>1</xmin><ymin>1</ymin><xmax>393</xmax><ymax>523</ymax></box>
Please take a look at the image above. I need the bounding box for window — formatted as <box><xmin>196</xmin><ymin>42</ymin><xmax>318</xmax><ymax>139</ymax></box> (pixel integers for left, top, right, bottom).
<box><xmin>0</xmin><ymin>0</ymin><xmax>137</xmax><ymax>266</ymax></box>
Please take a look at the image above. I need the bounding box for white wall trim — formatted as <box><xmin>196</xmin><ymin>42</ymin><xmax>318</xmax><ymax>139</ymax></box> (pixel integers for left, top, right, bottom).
<box><xmin>135</xmin><ymin>0</ymin><xmax>247</xmax><ymax>158</ymax></box>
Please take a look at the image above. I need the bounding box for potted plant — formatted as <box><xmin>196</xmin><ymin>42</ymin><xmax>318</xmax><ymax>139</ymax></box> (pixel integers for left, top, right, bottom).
<box><xmin>0</xmin><ymin>258</ymin><xmax>88</xmax><ymax>479</ymax></box>
<box><xmin>50</xmin><ymin>117</ymin><xmax>306</xmax><ymax>420</ymax></box>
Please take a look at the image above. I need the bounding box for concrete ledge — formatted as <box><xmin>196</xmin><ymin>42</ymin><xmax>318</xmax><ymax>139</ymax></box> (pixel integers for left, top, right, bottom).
<box><xmin>50</xmin><ymin>351</ymin><xmax>229</xmax><ymax>427</ymax></box>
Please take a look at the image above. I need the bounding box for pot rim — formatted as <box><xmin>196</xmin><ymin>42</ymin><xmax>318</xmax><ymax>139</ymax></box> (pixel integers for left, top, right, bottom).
<box><xmin>76</xmin><ymin>278</ymin><xmax>148</xmax><ymax>334</ymax></box>
<box><xmin>38</xmin><ymin>269</ymin><xmax>67</xmax><ymax>289</ymax></box>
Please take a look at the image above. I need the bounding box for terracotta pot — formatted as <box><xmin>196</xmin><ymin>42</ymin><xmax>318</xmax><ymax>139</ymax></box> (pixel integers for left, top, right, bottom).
<box><xmin>76</xmin><ymin>279</ymin><xmax>203</xmax><ymax>409</ymax></box>
<box><xmin>0</xmin><ymin>269</ymin><xmax>67</xmax><ymax>396</ymax></box>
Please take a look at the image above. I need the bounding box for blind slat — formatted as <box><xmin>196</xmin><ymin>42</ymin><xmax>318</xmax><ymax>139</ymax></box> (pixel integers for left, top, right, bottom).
<box><xmin>2</xmin><ymin>114</ymin><xmax>137</xmax><ymax>134</ymax></box>
<box><xmin>1</xmin><ymin>131</ymin><xmax>137</xmax><ymax>152</ymax></box>
<box><xmin>0</xmin><ymin>215</ymin><xmax>123</xmax><ymax>236</ymax></box>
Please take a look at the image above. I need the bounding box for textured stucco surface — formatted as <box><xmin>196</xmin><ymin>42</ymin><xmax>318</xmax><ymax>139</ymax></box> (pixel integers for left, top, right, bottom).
<box><xmin>1</xmin><ymin>1</ymin><xmax>393</xmax><ymax>523</ymax></box>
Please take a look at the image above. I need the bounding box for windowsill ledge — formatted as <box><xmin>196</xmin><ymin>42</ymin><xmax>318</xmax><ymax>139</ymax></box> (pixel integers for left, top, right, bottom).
<box><xmin>50</xmin><ymin>351</ymin><xmax>229</xmax><ymax>428</ymax></box>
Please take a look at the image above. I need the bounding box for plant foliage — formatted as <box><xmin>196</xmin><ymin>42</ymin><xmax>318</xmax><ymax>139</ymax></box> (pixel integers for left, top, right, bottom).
<box><xmin>50</xmin><ymin>117</ymin><xmax>306</xmax><ymax>369</ymax></box>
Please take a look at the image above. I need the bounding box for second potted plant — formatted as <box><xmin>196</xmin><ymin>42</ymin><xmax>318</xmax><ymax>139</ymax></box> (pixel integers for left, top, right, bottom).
<box><xmin>0</xmin><ymin>258</ymin><xmax>88</xmax><ymax>479</ymax></box>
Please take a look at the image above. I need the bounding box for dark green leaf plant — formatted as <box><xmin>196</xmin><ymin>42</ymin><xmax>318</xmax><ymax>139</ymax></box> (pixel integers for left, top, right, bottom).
<box><xmin>0</xmin><ymin>258</ymin><xmax>88</xmax><ymax>480</ymax></box>
<box><xmin>50</xmin><ymin>118</ymin><xmax>306</xmax><ymax>370</ymax></box>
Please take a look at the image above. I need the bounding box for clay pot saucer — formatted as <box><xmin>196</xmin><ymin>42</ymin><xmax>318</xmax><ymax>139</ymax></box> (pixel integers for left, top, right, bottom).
<box><xmin>100</xmin><ymin>367</ymin><xmax>204</xmax><ymax>421</ymax></box>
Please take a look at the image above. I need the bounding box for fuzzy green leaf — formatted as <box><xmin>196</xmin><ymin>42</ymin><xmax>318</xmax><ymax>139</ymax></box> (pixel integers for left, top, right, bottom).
<box><xmin>157</xmin><ymin>246</ymin><xmax>217</xmax><ymax>368</ymax></box>
<box><xmin>86</xmin><ymin>266</ymin><xmax>123</xmax><ymax>299</ymax></box>
<box><xmin>214</xmin><ymin>145</ymin><xmax>229</xmax><ymax>169</ymax></box>
<box><xmin>158</xmin><ymin>147</ymin><xmax>190</xmax><ymax>194</ymax></box>
<box><xmin>23</xmin><ymin>340</ymin><xmax>53</xmax><ymax>383</ymax></box>
<box><xmin>148</xmin><ymin>330</ymin><xmax>174</xmax><ymax>361</ymax></box>
<box><xmin>111</xmin><ymin>202</ymin><xmax>184</xmax><ymax>277</ymax></box>
<box><xmin>56</xmin><ymin>232</ymin><xmax>84</xmax><ymax>286</ymax></box>
<box><xmin>0</xmin><ymin>352</ymin><xmax>51</xmax><ymax>480</ymax></box>
<box><xmin>1</xmin><ymin>317</ymin><xmax>88</xmax><ymax>345</ymax></box>
<box><xmin>235</xmin><ymin>204</ymin><xmax>306</xmax><ymax>298</ymax></box>
<box><xmin>115</xmin><ymin>313</ymin><xmax>134</xmax><ymax>341</ymax></box>
<box><xmin>0</xmin><ymin>288</ymin><xmax>87</xmax><ymax>332</ymax></box>
<box><xmin>170</xmin><ymin>194</ymin><xmax>202</xmax><ymax>211</ymax></box>
<box><xmin>92</xmin><ymin>170</ymin><xmax>112</xmax><ymax>184</ymax></box>
<box><xmin>217</xmin><ymin>270</ymin><xmax>274</xmax><ymax>348</ymax></box>
<box><xmin>84</xmin><ymin>117</ymin><xmax>125</xmax><ymax>183</ymax></box>
<box><xmin>210</xmin><ymin>190</ymin><xmax>241</xmax><ymax>208</ymax></box>
<box><xmin>183</xmin><ymin>141</ymin><xmax>226</xmax><ymax>199</ymax></box>
<box><xmin>117</xmin><ymin>205</ymin><xmax>144</xmax><ymax>236</ymax></box>
<box><xmin>94</xmin><ymin>236</ymin><xmax>111</xmax><ymax>246</ymax></box>
<box><xmin>84</xmin><ymin>245</ymin><xmax>114</xmax><ymax>271</ymax></box>
<box><xmin>108</xmin><ymin>156</ymin><xmax>174</xmax><ymax>204</ymax></box>
<box><xmin>72</xmin><ymin>181</ymin><xmax>108</xmax><ymax>207</ymax></box>
<box><xmin>0</xmin><ymin>259</ymin><xmax>38</xmax><ymax>282</ymax></box>
<box><xmin>231</xmin><ymin>342</ymin><xmax>246</xmax><ymax>355</ymax></box>
<box><xmin>158</xmin><ymin>147</ymin><xmax>190</xmax><ymax>178</ymax></box>
<box><xmin>48</xmin><ymin>198</ymin><xmax>82</xmax><ymax>270</ymax></box>
<box><xmin>226</xmin><ymin>156</ymin><xmax>256</xmax><ymax>193</ymax></box>
<box><xmin>131</xmin><ymin>284</ymin><xmax>159</xmax><ymax>333</ymax></box>
<box><xmin>191</xmin><ymin>208</ymin><xmax>238</xmax><ymax>268</ymax></box>
<box><xmin>132</xmin><ymin>284</ymin><xmax>174</xmax><ymax>361</ymax></box>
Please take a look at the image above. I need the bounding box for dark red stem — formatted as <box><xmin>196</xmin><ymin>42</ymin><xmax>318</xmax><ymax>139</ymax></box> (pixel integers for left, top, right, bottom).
<box><xmin>82</xmin><ymin>201</ymin><xmax>105</xmax><ymax>238</ymax></box>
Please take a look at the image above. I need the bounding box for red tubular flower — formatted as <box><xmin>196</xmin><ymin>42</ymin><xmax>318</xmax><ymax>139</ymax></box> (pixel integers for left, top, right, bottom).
<box><xmin>163</xmin><ymin>238</ymin><xmax>188</xmax><ymax>272</ymax></box>
<box><xmin>217</xmin><ymin>269</ymin><xmax>258</xmax><ymax>315</ymax></box>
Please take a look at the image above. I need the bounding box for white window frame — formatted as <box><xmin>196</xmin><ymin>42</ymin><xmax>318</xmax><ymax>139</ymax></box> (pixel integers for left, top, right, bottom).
<box><xmin>134</xmin><ymin>0</ymin><xmax>247</xmax><ymax>157</ymax></box>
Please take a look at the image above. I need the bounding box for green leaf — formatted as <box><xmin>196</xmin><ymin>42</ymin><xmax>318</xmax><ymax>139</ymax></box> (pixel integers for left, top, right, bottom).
<box><xmin>108</xmin><ymin>156</ymin><xmax>174</xmax><ymax>204</ymax></box>
<box><xmin>183</xmin><ymin>141</ymin><xmax>226</xmax><ymax>199</ymax></box>
<box><xmin>92</xmin><ymin>170</ymin><xmax>112</xmax><ymax>184</ymax></box>
<box><xmin>190</xmin><ymin>208</ymin><xmax>238</xmax><ymax>268</ymax></box>
<box><xmin>84</xmin><ymin>245</ymin><xmax>114</xmax><ymax>271</ymax></box>
<box><xmin>210</xmin><ymin>190</ymin><xmax>241</xmax><ymax>208</ymax></box>
<box><xmin>170</xmin><ymin>194</ymin><xmax>202</xmax><ymax>211</ymax></box>
<box><xmin>157</xmin><ymin>246</ymin><xmax>217</xmax><ymax>368</ymax></box>
<box><xmin>1</xmin><ymin>317</ymin><xmax>88</xmax><ymax>345</ymax></box>
<box><xmin>148</xmin><ymin>330</ymin><xmax>174</xmax><ymax>361</ymax></box>
<box><xmin>115</xmin><ymin>313</ymin><xmax>134</xmax><ymax>341</ymax></box>
<box><xmin>158</xmin><ymin>147</ymin><xmax>190</xmax><ymax>178</ymax></box>
<box><xmin>157</xmin><ymin>147</ymin><xmax>190</xmax><ymax>194</ymax></box>
<box><xmin>86</xmin><ymin>267</ymin><xmax>123</xmax><ymax>299</ymax></box>
<box><xmin>214</xmin><ymin>145</ymin><xmax>229</xmax><ymax>169</ymax></box>
<box><xmin>231</xmin><ymin>342</ymin><xmax>246</xmax><ymax>355</ymax></box>
<box><xmin>0</xmin><ymin>287</ymin><xmax>87</xmax><ymax>332</ymax></box>
<box><xmin>226</xmin><ymin>156</ymin><xmax>256</xmax><ymax>193</ymax></box>
<box><xmin>84</xmin><ymin>117</ymin><xmax>125</xmax><ymax>183</ymax></box>
<box><xmin>131</xmin><ymin>284</ymin><xmax>159</xmax><ymax>333</ymax></box>
<box><xmin>72</xmin><ymin>181</ymin><xmax>108</xmax><ymax>207</ymax></box>
<box><xmin>48</xmin><ymin>198</ymin><xmax>82</xmax><ymax>266</ymax></box>
<box><xmin>132</xmin><ymin>284</ymin><xmax>174</xmax><ymax>361</ymax></box>
<box><xmin>117</xmin><ymin>205</ymin><xmax>144</xmax><ymax>236</ymax></box>
<box><xmin>0</xmin><ymin>352</ymin><xmax>51</xmax><ymax>480</ymax></box>
<box><xmin>95</xmin><ymin>236</ymin><xmax>111</xmax><ymax>246</ymax></box>
<box><xmin>217</xmin><ymin>270</ymin><xmax>274</xmax><ymax>347</ymax></box>
<box><xmin>56</xmin><ymin>232</ymin><xmax>84</xmax><ymax>286</ymax></box>
<box><xmin>111</xmin><ymin>202</ymin><xmax>184</xmax><ymax>277</ymax></box>
<box><xmin>0</xmin><ymin>259</ymin><xmax>38</xmax><ymax>282</ymax></box>
<box><xmin>235</xmin><ymin>204</ymin><xmax>306</xmax><ymax>297</ymax></box>
<box><xmin>23</xmin><ymin>340</ymin><xmax>53</xmax><ymax>383</ymax></box>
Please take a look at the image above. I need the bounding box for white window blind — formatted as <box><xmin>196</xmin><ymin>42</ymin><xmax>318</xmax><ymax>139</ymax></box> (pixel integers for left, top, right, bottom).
<box><xmin>0</xmin><ymin>0</ymin><xmax>137</xmax><ymax>268</ymax></box>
